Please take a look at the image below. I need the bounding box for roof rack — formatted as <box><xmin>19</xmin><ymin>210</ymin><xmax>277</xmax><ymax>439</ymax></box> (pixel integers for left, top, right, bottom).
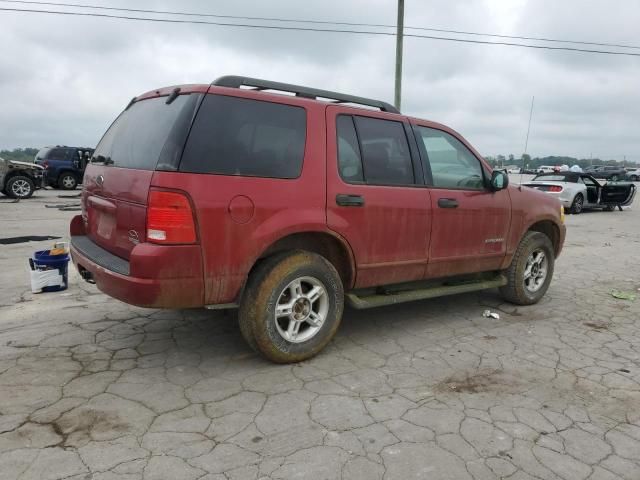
<box><xmin>212</xmin><ymin>75</ymin><xmax>400</xmax><ymax>114</ymax></box>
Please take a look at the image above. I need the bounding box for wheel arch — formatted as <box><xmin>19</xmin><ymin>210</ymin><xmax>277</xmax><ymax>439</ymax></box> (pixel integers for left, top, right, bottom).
<box><xmin>58</xmin><ymin>169</ymin><xmax>79</xmax><ymax>181</ymax></box>
<box><xmin>527</xmin><ymin>220</ymin><xmax>561</xmax><ymax>257</ymax></box>
<box><xmin>3</xmin><ymin>170</ymin><xmax>36</xmax><ymax>183</ymax></box>
<box><xmin>246</xmin><ymin>231</ymin><xmax>356</xmax><ymax>292</ymax></box>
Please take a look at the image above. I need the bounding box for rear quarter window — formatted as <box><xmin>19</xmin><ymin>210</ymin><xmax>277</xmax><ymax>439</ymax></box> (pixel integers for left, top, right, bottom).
<box><xmin>179</xmin><ymin>95</ymin><xmax>306</xmax><ymax>179</ymax></box>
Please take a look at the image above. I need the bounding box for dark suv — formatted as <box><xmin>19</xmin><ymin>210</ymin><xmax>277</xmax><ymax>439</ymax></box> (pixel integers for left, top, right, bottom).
<box><xmin>35</xmin><ymin>146</ymin><xmax>94</xmax><ymax>189</ymax></box>
<box><xmin>588</xmin><ymin>165</ymin><xmax>627</xmax><ymax>181</ymax></box>
<box><xmin>70</xmin><ymin>76</ymin><xmax>565</xmax><ymax>363</ymax></box>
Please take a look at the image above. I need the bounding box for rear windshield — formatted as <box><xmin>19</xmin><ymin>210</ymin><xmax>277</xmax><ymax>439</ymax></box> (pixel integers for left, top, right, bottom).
<box><xmin>533</xmin><ymin>174</ymin><xmax>575</xmax><ymax>182</ymax></box>
<box><xmin>180</xmin><ymin>95</ymin><xmax>306</xmax><ymax>179</ymax></box>
<box><xmin>92</xmin><ymin>94</ymin><xmax>200</xmax><ymax>171</ymax></box>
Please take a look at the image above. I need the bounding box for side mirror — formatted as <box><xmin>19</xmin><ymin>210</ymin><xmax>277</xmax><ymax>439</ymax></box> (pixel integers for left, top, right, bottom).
<box><xmin>490</xmin><ymin>170</ymin><xmax>509</xmax><ymax>191</ymax></box>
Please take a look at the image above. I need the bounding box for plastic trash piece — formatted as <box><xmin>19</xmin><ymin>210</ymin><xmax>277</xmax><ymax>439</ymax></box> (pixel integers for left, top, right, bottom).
<box><xmin>29</xmin><ymin>269</ymin><xmax>64</xmax><ymax>293</ymax></box>
<box><xmin>610</xmin><ymin>290</ymin><xmax>636</xmax><ymax>301</ymax></box>
<box><xmin>482</xmin><ymin>309</ymin><xmax>500</xmax><ymax>319</ymax></box>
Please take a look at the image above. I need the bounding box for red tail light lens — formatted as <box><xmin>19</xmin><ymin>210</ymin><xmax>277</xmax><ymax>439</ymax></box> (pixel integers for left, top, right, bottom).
<box><xmin>549</xmin><ymin>186</ymin><xmax>563</xmax><ymax>192</ymax></box>
<box><xmin>147</xmin><ymin>190</ymin><xmax>197</xmax><ymax>244</ymax></box>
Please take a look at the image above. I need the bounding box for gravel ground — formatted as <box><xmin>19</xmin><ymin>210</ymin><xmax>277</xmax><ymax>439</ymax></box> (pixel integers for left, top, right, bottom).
<box><xmin>0</xmin><ymin>186</ymin><xmax>639</xmax><ymax>480</ymax></box>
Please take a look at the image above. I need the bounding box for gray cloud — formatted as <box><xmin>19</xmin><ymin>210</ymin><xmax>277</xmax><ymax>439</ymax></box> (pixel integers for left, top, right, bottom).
<box><xmin>0</xmin><ymin>0</ymin><xmax>638</xmax><ymax>161</ymax></box>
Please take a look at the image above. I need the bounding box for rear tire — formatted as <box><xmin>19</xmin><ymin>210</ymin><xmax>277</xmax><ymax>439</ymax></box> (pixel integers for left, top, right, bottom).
<box><xmin>238</xmin><ymin>251</ymin><xmax>344</xmax><ymax>363</ymax></box>
<box><xmin>500</xmin><ymin>231</ymin><xmax>555</xmax><ymax>305</ymax></box>
<box><xmin>6</xmin><ymin>176</ymin><xmax>35</xmax><ymax>199</ymax></box>
<box><xmin>569</xmin><ymin>193</ymin><xmax>584</xmax><ymax>214</ymax></box>
<box><xmin>58</xmin><ymin>173</ymin><xmax>77</xmax><ymax>190</ymax></box>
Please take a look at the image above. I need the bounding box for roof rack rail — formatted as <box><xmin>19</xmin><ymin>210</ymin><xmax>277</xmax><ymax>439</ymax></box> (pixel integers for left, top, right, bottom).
<box><xmin>212</xmin><ymin>75</ymin><xmax>400</xmax><ymax>114</ymax></box>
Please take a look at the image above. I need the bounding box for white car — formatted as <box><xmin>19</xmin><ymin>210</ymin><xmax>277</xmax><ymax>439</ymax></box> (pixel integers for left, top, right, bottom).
<box><xmin>626</xmin><ymin>169</ymin><xmax>640</xmax><ymax>181</ymax></box>
<box><xmin>523</xmin><ymin>172</ymin><xmax>636</xmax><ymax>214</ymax></box>
<box><xmin>537</xmin><ymin>165</ymin><xmax>556</xmax><ymax>174</ymax></box>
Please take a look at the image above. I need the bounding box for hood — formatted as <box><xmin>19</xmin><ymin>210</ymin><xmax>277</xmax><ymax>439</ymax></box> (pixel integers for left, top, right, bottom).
<box><xmin>8</xmin><ymin>159</ymin><xmax>44</xmax><ymax>170</ymax></box>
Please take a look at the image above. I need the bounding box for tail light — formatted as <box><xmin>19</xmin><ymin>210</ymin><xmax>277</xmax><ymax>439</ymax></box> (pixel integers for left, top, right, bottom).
<box><xmin>549</xmin><ymin>186</ymin><xmax>563</xmax><ymax>192</ymax></box>
<box><xmin>146</xmin><ymin>190</ymin><xmax>197</xmax><ymax>244</ymax></box>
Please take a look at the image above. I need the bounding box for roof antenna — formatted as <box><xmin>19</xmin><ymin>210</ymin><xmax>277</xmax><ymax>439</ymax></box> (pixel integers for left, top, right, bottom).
<box><xmin>519</xmin><ymin>95</ymin><xmax>535</xmax><ymax>190</ymax></box>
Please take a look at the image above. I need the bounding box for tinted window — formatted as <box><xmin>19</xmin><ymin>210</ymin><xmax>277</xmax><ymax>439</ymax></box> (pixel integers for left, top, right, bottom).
<box><xmin>180</xmin><ymin>95</ymin><xmax>306</xmax><ymax>179</ymax></box>
<box><xmin>35</xmin><ymin>148</ymin><xmax>51</xmax><ymax>162</ymax></box>
<box><xmin>336</xmin><ymin>116</ymin><xmax>364</xmax><ymax>182</ymax></box>
<box><xmin>48</xmin><ymin>148</ymin><xmax>70</xmax><ymax>161</ymax></box>
<box><xmin>353</xmin><ymin>116</ymin><xmax>414</xmax><ymax>185</ymax></box>
<box><xmin>93</xmin><ymin>94</ymin><xmax>199</xmax><ymax>170</ymax></box>
<box><xmin>533</xmin><ymin>174</ymin><xmax>576</xmax><ymax>182</ymax></box>
<box><xmin>415</xmin><ymin>126</ymin><xmax>484</xmax><ymax>190</ymax></box>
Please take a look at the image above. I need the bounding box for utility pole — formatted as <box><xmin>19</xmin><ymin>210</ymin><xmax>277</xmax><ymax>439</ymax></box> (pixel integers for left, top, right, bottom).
<box><xmin>394</xmin><ymin>0</ymin><xmax>404</xmax><ymax>111</ymax></box>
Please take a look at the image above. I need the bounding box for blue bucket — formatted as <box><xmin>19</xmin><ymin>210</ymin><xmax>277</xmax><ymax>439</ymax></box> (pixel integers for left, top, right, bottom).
<box><xmin>33</xmin><ymin>250</ymin><xmax>69</xmax><ymax>292</ymax></box>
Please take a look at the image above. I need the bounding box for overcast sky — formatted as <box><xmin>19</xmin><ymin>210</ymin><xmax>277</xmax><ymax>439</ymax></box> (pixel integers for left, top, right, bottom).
<box><xmin>0</xmin><ymin>0</ymin><xmax>639</xmax><ymax>161</ymax></box>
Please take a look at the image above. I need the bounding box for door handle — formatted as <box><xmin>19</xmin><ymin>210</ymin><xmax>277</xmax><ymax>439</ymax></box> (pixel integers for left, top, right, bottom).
<box><xmin>336</xmin><ymin>194</ymin><xmax>365</xmax><ymax>207</ymax></box>
<box><xmin>437</xmin><ymin>198</ymin><xmax>459</xmax><ymax>208</ymax></box>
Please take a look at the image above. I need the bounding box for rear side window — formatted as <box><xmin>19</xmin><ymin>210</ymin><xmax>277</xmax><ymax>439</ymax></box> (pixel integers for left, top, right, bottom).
<box><xmin>180</xmin><ymin>95</ymin><xmax>306</xmax><ymax>179</ymax></box>
<box><xmin>48</xmin><ymin>148</ymin><xmax>71</xmax><ymax>161</ymax></box>
<box><xmin>355</xmin><ymin>117</ymin><xmax>414</xmax><ymax>185</ymax></box>
<box><xmin>93</xmin><ymin>94</ymin><xmax>199</xmax><ymax>171</ymax></box>
<box><xmin>337</xmin><ymin>115</ymin><xmax>414</xmax><ymax>186</ymax></box>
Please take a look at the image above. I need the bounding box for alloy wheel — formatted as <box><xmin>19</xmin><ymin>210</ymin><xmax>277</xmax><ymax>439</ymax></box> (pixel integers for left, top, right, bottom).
<box><xmin>573</xmin><ymin>195</ymin><xmax>583</xmax><ymax>213</ymax></box>
<box><xmin>11</xmin><ymin>179</ymin><xmax>31</xmax><ymax>198</ymax></box>
<box><xmin>274</xmin><ymin>276</ymin><xmax>329</xmax><ymax>343</ymax></box>
<box><xmin>523</xmin><ymin>249</ymin><xmax>548</xmax><ymax>293</ymax></box>
<box><xmin>62</xmin><ymin>176</ymin><xmax>76</xmax><ymax>188</ymax></box>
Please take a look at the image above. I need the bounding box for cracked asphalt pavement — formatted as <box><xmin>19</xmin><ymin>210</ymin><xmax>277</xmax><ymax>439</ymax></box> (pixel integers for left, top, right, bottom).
<box><xmin>1</xmin><ymin>188</ymin><xmax>639</xmax><ymax>480</ymax></box>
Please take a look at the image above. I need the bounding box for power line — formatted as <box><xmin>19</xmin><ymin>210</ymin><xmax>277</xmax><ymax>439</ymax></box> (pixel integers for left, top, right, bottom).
<box><xmin>2</xmin><ymin>6</ymin><xmax>640</xmax><ymax>58</ymax></box>
<box><xmin>2</xmin><ymin>0</ymin><xmax>640</xmax><ymax>51</ymax></box>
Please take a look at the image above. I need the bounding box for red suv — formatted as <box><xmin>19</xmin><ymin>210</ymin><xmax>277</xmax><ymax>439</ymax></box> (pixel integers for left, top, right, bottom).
<box><xmin>70</xmin><ymin>76</ymin><xmax>565</xmax><ymax>363</ymax></box>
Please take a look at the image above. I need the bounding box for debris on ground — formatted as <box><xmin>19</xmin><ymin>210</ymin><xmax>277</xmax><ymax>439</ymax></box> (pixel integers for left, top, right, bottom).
<box><xmin>0</xmin><ymin>235</ymin><xmax>61</xmax><ymax>245</ymax></box>
<box><xmin>44</xmin><ymin>203</ymin><xmax>82</xmax><ymax>211</ymax></box>
<box><xmin>610</xmin><ymin>289</ymin><xmax>636</xmax><ymax>301</ymax></box>
<box><xmin>482</xmin><ymin>309</ymin><xmax>500</xmax><ymax>319</ymax></box>
<box><xmin>58</xmin><ymin>193</ymin><xmax>81</xmax><ymax>198</ymax></box>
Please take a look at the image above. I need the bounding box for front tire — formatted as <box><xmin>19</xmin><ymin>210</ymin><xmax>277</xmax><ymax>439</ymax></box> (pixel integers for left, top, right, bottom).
<box><xmin>58</xmin><ymin>173</ymin><xmax>77</xmax><ymax>190</ymax></box>
<box><xmin>500</xmin><ymin>231</ymin><xmax>555</xmax><ymax>305</ymax></box>
<box><xmin>6</xmin><ymin>176</ymin><xmax>35</xmax><ymax>199</ymax></box>
<box><xmin>569</xmin><ymin>193</ymin><xmax>584</xmax><ymax>214</ymax></box>
<box><xmin>239</xmin><ymin>251</ymin><xmax>344</xmax><ymax>363</ymax></box>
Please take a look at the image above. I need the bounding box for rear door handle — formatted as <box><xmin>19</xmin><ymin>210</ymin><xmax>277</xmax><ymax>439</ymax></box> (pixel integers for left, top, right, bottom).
<box><xmin>336</xmin><ymin>194</ymin><xmax>365</xmax><ymax>207</ymax></box>
<box><xmin>437</xmin><ymin>198</ymin><xmax>459</xmax><ymax>209</ymax></box>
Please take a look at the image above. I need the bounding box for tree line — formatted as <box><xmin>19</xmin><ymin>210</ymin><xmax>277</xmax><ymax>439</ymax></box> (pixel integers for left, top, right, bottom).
<box><xmin>485</xmin><ymin>154</ymin><xmax>637</xmax><ymax>169</ymax></box>
<box><xmin>0</xmin><ymin>148</ymin><xmax>39</xmax><ymax>163</ymax></box>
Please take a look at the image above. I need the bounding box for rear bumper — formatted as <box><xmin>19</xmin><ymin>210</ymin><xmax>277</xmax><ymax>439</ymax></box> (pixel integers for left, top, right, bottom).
<box><xmin>70</xmin><ymin>230</ymin><xmax>205</xmax><ymax>309</ymax></box>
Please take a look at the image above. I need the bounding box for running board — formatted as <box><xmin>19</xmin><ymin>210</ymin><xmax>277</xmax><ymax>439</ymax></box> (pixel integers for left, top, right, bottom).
<box><xmin>345</xmin><ymin>275</ymin><xmax>507</xmax><ymax>309</ymax></box>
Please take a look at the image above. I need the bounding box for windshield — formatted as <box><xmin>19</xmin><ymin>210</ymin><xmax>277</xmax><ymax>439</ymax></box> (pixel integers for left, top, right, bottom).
<box><xmin>35</xmin><ymin>148</ymin><xmax>51</xmax><ymax>162</ymax></box>
<box><xmin>92</xmin><ymin>93</ymin><xmax>200</xmax><ymax>171</ymax></box>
